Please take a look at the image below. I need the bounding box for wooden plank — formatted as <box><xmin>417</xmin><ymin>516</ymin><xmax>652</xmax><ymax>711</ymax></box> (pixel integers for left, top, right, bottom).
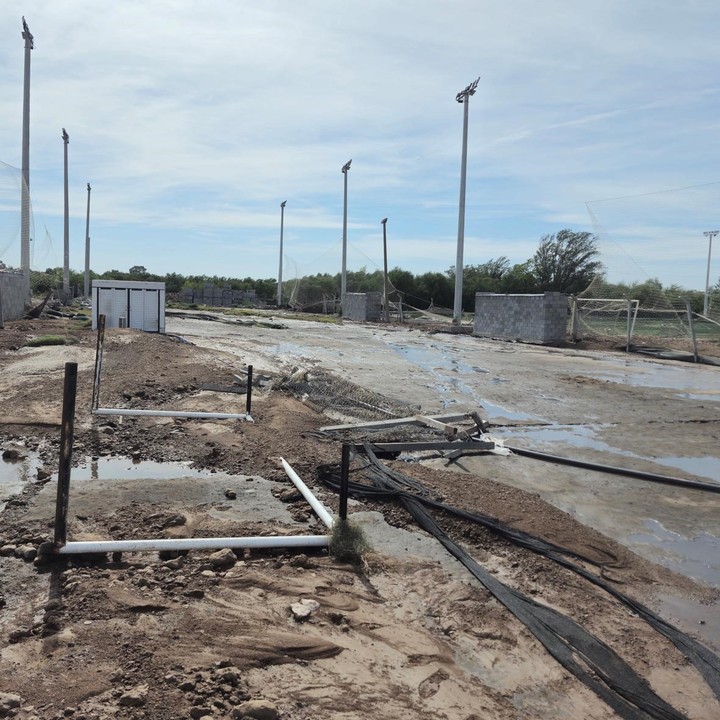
<box><xmin>319</xmin><ymin>413</ymin><xmax>470</xmax><ymax>433</ymax></box>
<box><xmin>200</xmin><ymin>383</ymin><xmax>247</xmax><ymax>394</ymax></box>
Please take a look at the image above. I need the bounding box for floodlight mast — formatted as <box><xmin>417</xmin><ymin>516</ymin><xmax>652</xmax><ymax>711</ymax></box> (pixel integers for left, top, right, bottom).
<box><xmin>381</xmin><ymin>218</ymin><xmax>389</xmax><ymax>322</ymax></box>
<box><xmin>703</xmin><ymin>230</ymin><xmax>718</xmax><ymax>316</ymax></box>
<box><xmin>277</xmin><ymin>200</ymin><xmax>287</xmax><ymax>307</ymax></box>
<box><xmin>341</xmin><ymin>159</ymin><xmax>352</xmax><ymax>309</ymax></box>
<box><xmin>452</xmin><ymin>76</ymin><xmax>480</xmax><ymax>325</ymax></box>
<box><xmin>84</xmin><ymin>183</ymin><xmax>92</xmax><ymax>299</ymax></box>
<box><xmin>20</xmin><ymin>17</ymin><xmax>34</xmax><ymax>293</ymax></box>
<box><xmin>62</xmin><ymin>128</ymin><xmax>70</xmax><ymax>301</ymax></box>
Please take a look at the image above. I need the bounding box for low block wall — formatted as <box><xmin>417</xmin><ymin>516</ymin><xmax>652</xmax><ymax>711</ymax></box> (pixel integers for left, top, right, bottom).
<box><xmin>0</xmin><ymin>271</ymin><xmax>30</xmax><ymax>323</ymax></box>
<box><xmin>474</xmin><ymin>292</ymin><xmax>567</xmax><ymax>344</ymax></box>
<box><xmin>343</xmin><ymin>292</ymin><xmax>382</xmax><ymax>322</ymax></box>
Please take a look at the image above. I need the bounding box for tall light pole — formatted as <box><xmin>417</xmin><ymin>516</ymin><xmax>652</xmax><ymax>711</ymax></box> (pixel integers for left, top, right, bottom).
<box><xmin>20</xmin><ymin>17</ymin><xmax>34</xmax><ymax>293</ymax></box>
<box><xmin>84</xmin><ymin>183</ymin><xmax>92</xmax><ymax>299</ymax></box>
<box><xmin>381</xmin><ymin>218</ymin><xmax>389</xmax><ymax>322</ymax></box>
<box><xmin>703</xmin><ymin>230</ymin><xmax>718</xmax><ymax>316</ymax></box>
<box><xmin>452</xmin><ymin>76</ymin><xmax>480</xmax><ymax>325</ymax></box>
<box><xmin>62</xmin><ymin>128</ymin><xmax>70</xmax><ymax>301</ymax></box>
<box><xmin>341</xmin><ymin>159</ymin><xmax>352</xmax><ymax>307</ymax></box>
<box><xmin>277</xmin><ymin>200</ymin><xmax>286</xmax><ymax>307</ymax></box>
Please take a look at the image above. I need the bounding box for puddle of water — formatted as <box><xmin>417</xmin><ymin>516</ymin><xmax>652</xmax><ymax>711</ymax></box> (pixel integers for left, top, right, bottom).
<box><xmin>71</xmin><ymin>457</ymin><xmax>211</xmax><ymax>482</ymax></box>
<box><xmin>387</xmin><ymin>342</ymin><xmax>539</xmax><ymax>421</ymax></box>
<box><xmin>586</xmin><ymin>364</ymin><xmax>720</xmax><ymax>400</ymax></box>
<box><xmin>0</xmin><ymin>454</ymin><xmax>41</xmax><ymax>511</ymax></box>
<box><xmin>655</xmin><ymin>592</ymin><xmax>720</xmax><ymax>653</ymax></box>
<box><xmin>496</xmin><ymin>425</ymin><xmax>720</xmax><ymax>483</ymax></box>
<box><xmin>628</xmin><ymin>519</ymin><xmax>720</xmax><ymax>587</ymax></box>
<box><xmin>22</xmin><ymin>456</ymin><xmax>300</xmax><ymax>527</ymax></box>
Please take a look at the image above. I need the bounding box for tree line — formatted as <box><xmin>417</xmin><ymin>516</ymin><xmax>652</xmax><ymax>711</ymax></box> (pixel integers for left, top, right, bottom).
<box><xmin>29</xmin><ymin>229</ymin><xmax>719</xmax><ymax>312</ymax></box>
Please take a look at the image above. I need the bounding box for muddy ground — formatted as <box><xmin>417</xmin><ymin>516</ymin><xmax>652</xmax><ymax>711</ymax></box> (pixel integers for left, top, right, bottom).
<box><xmin>0</xmin><ymin>312</ymin><xmax>719</xmax><ymax>720</ymax></box>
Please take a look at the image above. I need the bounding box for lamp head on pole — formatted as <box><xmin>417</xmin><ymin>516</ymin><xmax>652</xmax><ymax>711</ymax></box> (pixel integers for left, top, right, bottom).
<box><xmin>22</xmin><ymin>17</ymin><xmax>34</xmax><ymax>48</ymax></box>
<box><xmin>456</xmin><ymin>76</ymin><xmax>480</xmax><ymax>103</ymax></box>
<box><xmin>342</xmin><ymin>159</ymin><xmax>352</xmax><ymax>174</ymax></box>
<box><xmin>62</xmin><ymin>128</ymin><xmax>69</xmax><ymax>143</ymax></box>
<box><xmin>381</xmin><ymin>218</ymin><xmax>388</xmax><ymax>226</ymax></box>
<box><xmin>281</xmin><ymin>200</ymin><xmax>287</xmax><ymax>209</ymax></box>
<box><xmin>87</xmin><ymin>183</ymin><xmax>91</xmax><ymax>192</ymax></box>
<box><xmin>703</xmin><ymin>230</ymin><xmax>718</xmax><ymax>238</ymax></box>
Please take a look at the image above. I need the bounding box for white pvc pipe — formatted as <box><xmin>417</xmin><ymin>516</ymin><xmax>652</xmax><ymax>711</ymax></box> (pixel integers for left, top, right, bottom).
<box><xmin>94</xmin><ymin>408</ymin><xmax>253</xmax><ymax>421</ymax></box>
<box><xmin>57</xmin><ymin>534</ymin><xmax>329</xmax><ymax>554</ymax></box>
<box><xmin>281</xmin><ymin>457</ymin><xmax>335</xmax><ymax>529</ymax></box>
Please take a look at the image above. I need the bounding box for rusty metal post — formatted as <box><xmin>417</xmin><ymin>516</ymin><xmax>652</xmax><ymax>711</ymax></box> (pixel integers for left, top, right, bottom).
<box><xmin>339</xmin><ymin>444</ymin><xmax>350</xmax><ymax>521</ymax></box>
<box><xmin>91</xmin><ymin>313</ymin><xmax>106</xmax><ymax>410</ymax></box>
<box><xmin>54</xmin><ymin>362</ymin><xmax>78</xmax><ymax>546</ymax></box>
<box><xmin>246</xmin><ymin>365</ymin><xmax>253</xmax><ymax>414</ymax></box>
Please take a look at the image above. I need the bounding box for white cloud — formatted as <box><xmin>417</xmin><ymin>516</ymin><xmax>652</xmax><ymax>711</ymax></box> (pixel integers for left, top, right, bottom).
<box><xmin>0</xmin><ymin>1</ymin><xmax>718</xmax><ymax>289</ymax></box>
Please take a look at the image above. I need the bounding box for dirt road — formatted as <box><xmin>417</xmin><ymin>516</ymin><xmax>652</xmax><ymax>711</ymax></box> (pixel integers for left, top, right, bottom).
<box><xmin>0</xmin><ymin>313</ymin><xmax>718</xmax><ymax>720</ymax></box>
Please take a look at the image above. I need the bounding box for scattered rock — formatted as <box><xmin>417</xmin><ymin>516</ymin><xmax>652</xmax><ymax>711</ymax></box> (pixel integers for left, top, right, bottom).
<box><xmin>290</xmin><ymin>598</ymin><xmax>320</xmax><ymax>622</ymax></box>
<box><xmin>15</xmin><ymin>545</ymin><xmax>37</xmax><ymax>562</ymax></box>
<box><xmin>224</xmin><ymin>488</ymin><xmax>237</xmax><ymax>500</ymax></box>
<box><xmin>163</xmin><ymin>557</ymin><xmax>184</xmax><ymax>570</ymax></box>
<box><xmin>118</xmin><ymin>684</ymin><xmax>148</xmax><ymax>707</ymax></box>
<box><xmin>231</xmin><ymin>699</ymin><xmax>279</xmax><ymax>720</ymax></box>
<box><xmin>98</xmin><ymin>425</ymin><xmax>115</xmax><ymax>435</ymax></box>
<box><xmin>36</xmin><ymin>468</ymin><xmax>52</xmax><ymax>481</ymax></box>
<box><xmin>0</xmin><ymin>545</ymin><xmax>16</xmax><ymax>557</ymax></box>
<box><xmin>161</xmin><ymin>514</ymin><xmax>187</xmax><ymax>528</ymax></box>
<box><xmin>2</xmin><ymin>448</ymin><xmax>23</xmax><ymax>460</ymax></box>
<box><xmin>190</xmin><ymin>708</ymin><xmax>213</xmax><ymax>719</ymax></box>
<box><xmin>289</xmin><ymin>554</ymin><xmax>317</xmax><ymax>569</ymax></box>
<box><xmin>209</xmin><ymin>548</ymin><xmax>237</xmax><ymax>569</ymax></box>
<box><xmin>278</xmin><ymin>488</ymin><xmax>302</xmax><ymax>503</ymax></box>
<box><xmin>0</xmin><ymin>692</ymin><xmax>23</xmax><ymax>715</ymax></box>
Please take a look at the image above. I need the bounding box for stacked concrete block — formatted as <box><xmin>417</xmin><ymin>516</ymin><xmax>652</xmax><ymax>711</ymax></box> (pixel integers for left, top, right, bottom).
<box><xmin>0</xmin><ymin>271</ymin><xmax>30</xmax><ymax>322</ymax></box>
<box><xmin>343</xmin><ymin>292</ymin><xmax>382</xmax><ymax>322</ymax></box>
<box><xmin>474</xmin><ymin>292</ymin><xmax>568</xmax><ymax>344</ymax></box>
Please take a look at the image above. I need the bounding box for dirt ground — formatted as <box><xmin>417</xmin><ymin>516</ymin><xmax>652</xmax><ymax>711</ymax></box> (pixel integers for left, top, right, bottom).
<box><xmin>0</xmin><ymin>313</ymin><xmax>719</xmax><ymax>720</ymax></box>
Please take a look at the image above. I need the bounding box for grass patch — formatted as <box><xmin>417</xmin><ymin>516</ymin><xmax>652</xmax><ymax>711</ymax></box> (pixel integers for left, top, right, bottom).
<box><xmin>26</xmin><ymin>335</ymin><xmax>76</xmax><ymax>347</ymax></box>
<box><xmin>329</xmin><ymin>519</ymin><xmax>372</xmax><ymax>565</ymax></box>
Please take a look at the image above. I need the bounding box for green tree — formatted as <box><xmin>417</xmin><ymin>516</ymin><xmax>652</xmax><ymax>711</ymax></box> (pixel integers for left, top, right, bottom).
<box><xmin>531</xmin><ymin>230</ymin><xmax>603</xmax><ymax>294</ymax></box>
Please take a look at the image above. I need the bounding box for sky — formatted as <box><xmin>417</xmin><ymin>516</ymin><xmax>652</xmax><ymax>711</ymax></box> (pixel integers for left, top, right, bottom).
<box><xmin>1</xmin><ymin>0</ymin><xmax>720</xmax><ymax>292</ymax></box>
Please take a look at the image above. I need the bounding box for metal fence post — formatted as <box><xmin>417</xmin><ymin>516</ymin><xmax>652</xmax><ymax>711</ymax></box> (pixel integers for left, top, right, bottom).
<box><xmin>91</xmin><ymin>313</ymin><xmax>106</xmax><ymax>410</ymax></box>
<box><xmin>54</xmin><ymin>362</ymin><xmax>78</xmax><ymax>546</ymax></box>
<box><xmin>339</xmin><ymin>444</ymin><xmax>350</xmax><ymax>521</ymax></box>
<box><xmin>246</xmin><ymin>365</ymin><xmax>253</xmax><ymax>414</ymax></box>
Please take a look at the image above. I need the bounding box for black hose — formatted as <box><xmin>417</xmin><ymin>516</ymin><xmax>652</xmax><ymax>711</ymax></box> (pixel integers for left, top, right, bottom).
<box><xmin>318</xmin><ymin>455</ymin><xmax>720</xmax><ymax>712</ymax></box>
<box><xmin>505</xmin><ymin>445</ymin><xmax>720</xmax><ymax>493</ymax></box>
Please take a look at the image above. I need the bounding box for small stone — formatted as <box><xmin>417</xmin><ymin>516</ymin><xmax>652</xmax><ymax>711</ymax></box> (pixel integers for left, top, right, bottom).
<box><xmin>224</xmin><ymin>489</ymin><xmax>237</xmax><ymax>500</ymax></box>
<box><xmin>2</xmin><ymin>448</ymin><xmax>23</xmax><ymax>460</ymax></box>
<box><xmin>190</xmin><ymin>708</ymin><xmax>213</xmax><ymax>719</ymax></box>
<box><xmin>209</xmin><ymin>548</ymin><xmax>237</xmax><ymax>569</ymax></box>
<box><xmin>118</xmin><ymin>684</ymin><xmax>148</xmax><ymax>707</ymax></box>
<box><xmin>0</xmin><ymin>692</ymin><xmax>23</xmax><ymax>715</ymax></box>
<box><xmin>99</xmin><ymin>425</ymin><xmax>115</xmax><ymax>435</ymax></box>
<box><xmin>0</xmin><ymin>545</ymin><xmax>16</xmax><ymax>557</ymax></box>
<box><xmin>231</xmin><ymin>699</ymin><xmax>279</xmax><ymax>720</ymax></box>
<box><xmin>290</xmin><ymin>598</ymin><xmax>320</xmax><ymax>622</ymax></box>
<box><xmin>15</xmin><ymin>545</ymin><xmax>37</xmax><ymax>562</ymax></box>
<box><xmin>164</xmin><ymin>557</ymin><xmax>184</xmax><ymax>570</ymax></box>
<box><xmin>278</xmin><ymin>488</ymin><xmax>302</xmax><ymax>503</ymax></box>
<box><xmin>36</xmin><ymin>468</ymin><xmax>52</xmax><ymax>481</ymax></box>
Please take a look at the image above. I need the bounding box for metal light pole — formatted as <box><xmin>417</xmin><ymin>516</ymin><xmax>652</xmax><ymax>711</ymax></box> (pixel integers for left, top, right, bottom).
<box><xmin>381</xmin><ymin>218</ymin><xmax>389</xmax><ymax>322</ymax></box>
<box><xmin>277</xmin><ymin>200</ymin><xmax>286</xmax><ymax>307</ymax></box>
<box><xmin>703</xmin><ymin>230</ymin><xmax>718</xmax><ymax>316</ymax></box>
<box><xmin>20</xmin><ymin>17</ymin><xmax>34</xmax><ymax>292</ymax></box>
<box><xmin>84</xmin><ymin>183</ymin><xmax>92</xmax><ymax>299</ymax></box>
<box><xmin>62</xmin><ymin>128</ymin><xmax>70</xmax><ymax>301</ymax></box>
<box><xmin>341</xmin><ymin>159</ymin><xmax>352</xmax><ymax>308</ymax></box>
<box><xmin>452</xmin><ymin>76</ymin><xmax>480</xmax><ymax>325</ymax></box>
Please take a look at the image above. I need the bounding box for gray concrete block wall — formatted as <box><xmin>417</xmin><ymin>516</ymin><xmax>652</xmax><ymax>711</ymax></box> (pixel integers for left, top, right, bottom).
<box><xmin>0</xmin><ymin>272</ymin><xmax>30</xmax><ymax>322</ymax></box>
<box><xmin>474</xmin><ymin>292</ymin><xmax>567</xmax><ymax>344</ymax></box>
<box><xmin>343</xmin><ymin>292</ymin><xmax>382</xmax><ymax>322</ymax></box>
